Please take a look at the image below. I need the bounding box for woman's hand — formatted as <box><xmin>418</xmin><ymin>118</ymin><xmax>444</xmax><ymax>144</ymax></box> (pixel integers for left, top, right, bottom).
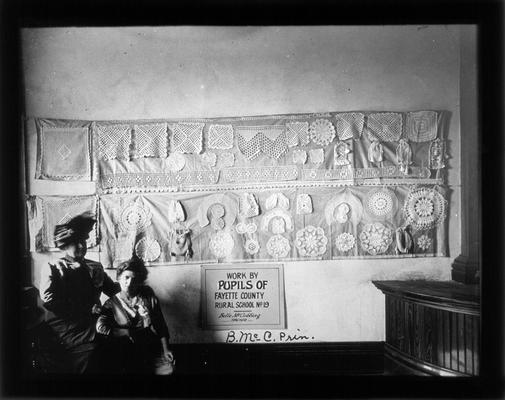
<box><xmin>163</xmin><ymin>349</ymin><xmax>175</xmax><ymax>364</ymax></box>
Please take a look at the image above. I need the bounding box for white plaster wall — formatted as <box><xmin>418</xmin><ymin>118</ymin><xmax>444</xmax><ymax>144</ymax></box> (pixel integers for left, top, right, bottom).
<box><xmin>22</xmin><ymin>25</ymin><xmax>464</xmax><ymax>343</ymax></box>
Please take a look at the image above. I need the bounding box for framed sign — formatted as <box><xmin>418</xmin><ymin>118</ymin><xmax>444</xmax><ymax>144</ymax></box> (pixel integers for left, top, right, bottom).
<box><xmin>201</xmin><ymin>263</ymin><xmax>286</xmax><ymax>330</ymax></box>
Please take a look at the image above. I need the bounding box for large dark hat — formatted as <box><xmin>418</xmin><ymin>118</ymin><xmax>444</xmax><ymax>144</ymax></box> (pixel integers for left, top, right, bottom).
<box><xmin>53</xmin><ymin>212</ymin><xmax>96</xmax><ymax>249</ymax></box>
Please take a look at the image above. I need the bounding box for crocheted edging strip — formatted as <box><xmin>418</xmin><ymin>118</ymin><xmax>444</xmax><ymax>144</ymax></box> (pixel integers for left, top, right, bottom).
<box><xmin>100</xmin><ymin>171</ymin><xmax>220</xmax><ymax>189</ymax></box>
<box><xmin>301</xmin><ymin>166</ymin><xmax>431</xmax><ymax>181</ymax></box>
<box><xmin>222</xmin><ymin>166</ymin><xmax>298</xmax><ymax>183</ymax></box>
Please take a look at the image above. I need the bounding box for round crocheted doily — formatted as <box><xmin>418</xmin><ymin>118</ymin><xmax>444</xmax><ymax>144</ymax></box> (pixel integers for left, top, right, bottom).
<box><xmin>417</xmin><ymin>234</ymin><xmax>432</xmax><ymax>251</ymax></box>
<box><xmin>309</xmin><ymin>119</ymin><xmax>336</xmax><ymax>146</ymax></box>
<box><xmin>294</xmin><ymin>225</ymin><xmax>328</xmax><ymax>257</ymax></box>
<box><xmin>209</xmin><ymin>230</ymin><xmax>234</xmax><ymax>259</ymax></box>
<box><xmin>359</xmin><ymin>222</ymin><xmax>393</xmax><ymax>255</ymax></box>
<box><xmin>119</xmin><ymin>201</ymin><xmax>152</xmax><ymax>232</ymax></box>
<box><xmin>335</xmin><ymin>232</ymin><xmax>356</xmax><ymax>252</ymax></box>
<box><xmin>403</xmin><ymin>187</ymin><xmax>447</xmax><ymax>230</ymax></box>
<box><xmin>266</xmin><ymin>234</ymin><xmax>291</xmax><ymax>258</ymax></box>
<box><xmin>134</xmin><ymin>237</ymin><xmax>161</xmax><ymax>262</ymax></box>
<box><xmin>364</xmin><ymin>187</ymin><xmax>398</xmax><ymax>219</ymax></box>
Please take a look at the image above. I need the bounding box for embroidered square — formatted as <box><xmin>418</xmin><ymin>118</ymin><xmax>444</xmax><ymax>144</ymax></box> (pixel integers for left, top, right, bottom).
<box><xmin>335</xmin><ymin>113</ymin><xmax>364</xmax><ymax>140</ymax></box>
<box><xmin>133</xmin><ymin>123</ymin><xmax>168</xmax><ymax>158</ymax></box>
<box><xmin>37</xmin><ymin>126</ymin><xmax>91</xmax><ymax>180</ymax></box>
<box><xmin>286</xmin><ymin>121</ymin><xmax>310</xmax><ymax>147</ymax></box>
<box><xmin>406</xmin><ymin>111</ymin><xmax>438</xmax><ymax>142</ymax></box>
<box><xmin>208</xmin><ymin>124</ymin><xmax>234</xmax><ymax>150</ymax></box>
<box><xmin>366</xmin><ymin>113</ymin><xmax>403</xmax><ymax>142</ymax></box>
<box><xmin>97</xmin><ymin>123</ymin><xmax>131</xmax><ymax>161</ymax></box>
<box><xmin>170</xmin><ymin>122</ymin><xmax>205</xmax><ymax>154</ymax></box>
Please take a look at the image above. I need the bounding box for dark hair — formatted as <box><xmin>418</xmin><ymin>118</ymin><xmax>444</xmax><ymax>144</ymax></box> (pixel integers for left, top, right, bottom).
<box><xmin>116</xmin><ymin>256</ymin><xmax>148</xmax><ymax>283</ymax></box>
<box><xmin>53</xmin><ymin>213</ymin><xmax>96</xmax><ymax>249</ymax></box>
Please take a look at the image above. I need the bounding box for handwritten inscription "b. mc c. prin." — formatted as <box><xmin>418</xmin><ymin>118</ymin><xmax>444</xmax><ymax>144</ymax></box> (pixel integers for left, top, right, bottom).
<box><xmin>225</xmin><ymin>329</ymin><xmax>315</xmax><ymax>343</ymax></box>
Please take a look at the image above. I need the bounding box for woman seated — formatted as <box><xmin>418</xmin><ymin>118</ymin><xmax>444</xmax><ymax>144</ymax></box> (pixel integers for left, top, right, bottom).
<box><xmin>96</xmin><ymin>257</ymin><xmax>175</xmax><ymax>374</ymax></box>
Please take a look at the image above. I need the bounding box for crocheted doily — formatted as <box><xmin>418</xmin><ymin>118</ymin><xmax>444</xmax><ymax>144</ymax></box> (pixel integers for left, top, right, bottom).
<box><xmin>295</xmin><ymin>226</ymin><xmax>328</xmax><ymax>257</ymax></box>
<box><xmin>296</xmin><ymin>193</ymin><xmax>313</xmax><ymax>215</ymax></box>
<box><xmin>403</xmin><ymin>187</ymin><xmax>447</xmax><ymax>231</ymax></box>
<box><xmin>406</xmin><ymin>111</ymin><xmax>437</xmax><ymax>142</ymax></box>
<box><xmin>335</xmin><ymin>113</ymin><xmax>365</xmax><ymax>140</ymax></box>
<box><xmin>166</xmin><ymin>152</ymin><xmax>186</xmax><ymax>172</ymax></box>
<box><xmin>244</xmin><ymin>238</ymin><xmax>260</xmax><ymax>255</ymax></box>
<box><xmin>286</xmin><ymin>121</ymin><xmax>310</xmax><ymax>147</ymax></box>
<box><xmin>364</xmin><ymin>187</ymin><xmax>398</xmax><ymax>219</ymax></box>
<box><xmin>292</xmin><ymin>149</ymin><xmax>307</xmax><ymax>165</ymax></box>
<box><xmin>97</xmin><ymin>123</ymin><xmax>131</xmax><ymax>161</ymax></box>
<box><xmin>417</xmin><ymin>234</ymin><xmax>432</xmax><ymax>251</ymax></box>
<box><xmin>209</xmin><ymin>230</ymin><xmax>234</xmax><ymax>259</ymax></box>
<box><xmin>366</xmin><ymin>113</ymin><xmax>402</xmax><ymax>142</ymax></box>
<box><xmin>309</xmin><ymin>119</ymin><xmax>336</xmax><ymax>146</ymax></box>
<box><xmin>308</xmin><ymin>148</ymin><xmax>324</xmax><ymax>164</ymax></box>
<box><xmin>266</xmin><ymin>234</ymin><xmax>291</xmax><ymax>258</ymax></box>
<box><xmin>170</xmin><ymin>122</ymin><xmax>204</xmax><ymax>154</ymax></box>
<box><xmin>118</xmin><ymin>200</ymin><xmax>152</xmax><ymax>232</ymax></box>
<box><xmin>335</xmin><ymin>232</ymin><xmax>356</xmax><ymax>252</ymax></box>
<box><xmin>208</xmin><ymin>124</ymin><xmax>234</xmax><ymax>150</ymax></box>
<box><xmin>135</xmin><ymin>237</ymin><xmax>161</xmax><ymax>263</ymax></box>
<box><xmin>220</xmin><ymin>152</ymin><xmax>235</xmax><ymax>167</ymax></box>
<box><xmin>134</xmin><ymin>123</ymin><xmax>167</xmax><ymax>158</ymax></box>
<box><xmin>359</xmin><ymin>222</ymin><xmax>393</xmax><ymax>255</ymax></box>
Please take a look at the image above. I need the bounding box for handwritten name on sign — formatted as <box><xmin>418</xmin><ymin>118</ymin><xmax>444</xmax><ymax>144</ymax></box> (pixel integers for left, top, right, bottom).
<box><xmin>225</xmin><ymin>329</ymin><xmax>315</xmax><ymax>343</ymax></box>
<box><xmin>201</xmin><ymin>264</ymin><xmax>286</xmax><ymax>330</ymax></box>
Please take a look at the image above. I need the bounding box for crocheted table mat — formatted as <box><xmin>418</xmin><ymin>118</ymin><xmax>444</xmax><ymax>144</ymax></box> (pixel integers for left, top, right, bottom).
<box><xmin>207</xmin><ymin>124</ymin><xmax>234</xmax><ymax>150</ymax></box>
<box><xmin>335</xmin><ymin>113</ymin><xmax>365</xmax><ymax>140</ymax></box>
<box><xmin>406</xmin><ymin>111</ymin><xmax>438</xmax><ymax>142</ymax></box>
<box><xmin>96</xmin><ymin>123</ymin><xmax>132</xmax><ymax>161</ymax></box>
<box><xmin>133</xmin><ymin>123</ymin><xmax>168</xmax><ymax>158</ymax></box>
<box><xmin>170</xmin><ymin>122</ymin><xmax>205</xmax><ymax>154</ymax></box>
<box><xmin>366</xmin><ymin>113</ymin><xmax>403</xmax><ymax>142</ymax></box>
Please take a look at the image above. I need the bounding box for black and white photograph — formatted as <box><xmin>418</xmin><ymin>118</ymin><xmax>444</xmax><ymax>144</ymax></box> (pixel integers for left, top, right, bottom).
<box><xmin>1</xmin><ymin>1</ymin><xmax>504</xmax><ymax>398</ymax></box>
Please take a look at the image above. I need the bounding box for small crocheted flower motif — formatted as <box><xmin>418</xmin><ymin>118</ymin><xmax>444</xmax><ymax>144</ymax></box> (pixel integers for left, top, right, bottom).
<box><xmin>209</xmin><ymin>230</ymin><xmax>234</xmax><ymax>259</ymax></box>
<box><xmin>359</xmin><ymin>222</ymin><xmax>393</xmax><ymax>255</ymax></box>
<box><xmin>295</xmin><ymin>226</ymin><xmax>328</xmax><ymax>257</ymax></box>
<box><xmin>335</xmin><ymin>232</ymin><xmax>356</xmax><ymax>252</ymax></box>
<box><xmin>266</xmin><ymin>235</ymin><xmax>291</xmax><ymax>258</ymax></box>
<box><xmin>244</xmin><ymin>239</ymin><xmax>260</xmax><ymax>255</ymax></box>
<box><xmin>309</xmin><ymin>119</ymin><xmax>336</xmax><ymax>146</ymax></box>
<box><xmin>417</xmin><ymin>234</ymin><xmax>432</xmax><ymax>251</ymax></box>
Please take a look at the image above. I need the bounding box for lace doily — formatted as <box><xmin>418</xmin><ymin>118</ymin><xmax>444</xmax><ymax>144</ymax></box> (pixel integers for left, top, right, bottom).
<box><xmin>335</xmin><ymin>113</ymin><xmax>365</xmax><ymax>140</ymax></box>
<box><xmin>170</xmin><ymin>122</ymin><xmax>204</xmax><ymax>154</ymax></box>
<box><xmin>220</xmin><ymin>152</ymin><xmax>235</xmax><ymax>167</ymax></box>
<box><xmin>359</xmin><ymin>222</ymin><xmax>393</xmax><ymax>255</ymax></box>
<box><xmin>429</xmin><ymin>139</ymin><xmax>446</xmax><ymax>169</ymax></box>
<box><xmin>97</xmin><ymin>123</ymin><xmax>131</xmax><ymax>161</ymax></box>
<box><xmin>286</xmin><ymin>121</ymin><xmax>310</xmax><ymax>147</ymax></box>
<box><xmin>239</xmin><ymin>192</ymin><xmax>259</xmax><ymax>218</ymax></box>
<box><xmin>309</xmin><ymin>119</ymin><xmax>336</xmax><ymax>146</ymax></box>
<box><xmin>209</xmin><ymin>230</ymin><xmax>234</xmax><ymax>259</ymax></box>
<box><xmin>244</xmin><ymin>238</ymin><xmax>260</xmax><ymax>255</ymax></box>
<box><xmin>366</xmin><ymin>113</ymin><xmax>403</xmax><ymax>142</ymax></box>
<box><xmin>364</xmin><ymin>187</ymin><xmax>398</xmax><ymax>219</ymax></box>
<box><xmin>396</xmin><ymin>138</ymin><xmax>412</xmax><ymax>175</ymax></box>
<box><xmin>367</xmin><ymin>140</ymin><xmax>384</xmax><ymax>163</ymax></box>
<box><xmin>201</xmin><ymin>152</ymin><xmax>217</xmax><ymax>167</ymax></box>
<box><xmin>406</xmin><ymin>111</ymin><xmax>437</xmax><ymax>142</ymax></box>
<box><xmin>135</xmin><ymin>237</ymin><xmax>161</xmax><ymax>263</ymax></box>
<box><xmin>296</xmin><ymin>193</ymin><xmax>313</xmax><ymax>215</ymax></box>
<box><xmin>208</xmin><ymin>124</ymin><xmax>234</xmax><ymax>150</ymax></box>
<box><xmin>335</xmin><ymin>232</ymin><xmax>356</xmax><ymax>252</ymax></box>
<box><xmin>235</xmin><ymin>222</ymin><xmax>257</xmax><ymax>235</ymax></box>
<box><xmin>261</xmin><ymin>209</ymin><xmax>293</xmax><ymax>232</ymax></box>
<box><xmin>166</xmin><ymin>152</ymin><xmax>186</xmax><ymax>172</ymax></box>
<box><xmin>133</xmin><ymin>123</ymin><xmax>168</xmax><ymax>158</ymax></box>
<box><xmin>324</xmin><ymin>190</ymin><xmax>363</xmax><ymax>225</ymax></box>
<box><xmin>417</xmin><ymin>234</ymin><xmax>432</xmax><ymax>251</ymax></box>
<box><xmin>309</xmin><ymin>148</ymin><xmax>324</xmax><ymax>164</ymax></box>
<box><xmin>222</xmin><ymin>166</ymin><xmax>298</xmax><ymax>183</ymax></box>
<box><xmin>404</xmin><ymin>187</ymin><xmax>447</xmax><ymax>230</ymax></box>
<box><xmin>266</xmin><ymin>234</ymin><xmax>291</xmax><ymax>258</ymax></box>
<box><xmin>292</xmin><ymin>149</ymin><xmax>307</xmax><ymax>165</ymax></box>
<box><xmin>333</xmin><ymin>141</ymin><xmax>351</xmax><ymax>166</ymax></box>
<box><xmin>295</xmin><ymin>226</ymin><xmax>328</xmax><ymax>257</ymax></box>
<box><xmin>118</xmin><ymin>200</ymin><xmax>152</xmax><ymax>232</ymax></box>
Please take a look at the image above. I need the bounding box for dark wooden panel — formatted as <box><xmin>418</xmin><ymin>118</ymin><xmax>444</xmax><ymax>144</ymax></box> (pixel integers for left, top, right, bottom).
<box><xmin>464</xmin><ymin>314</ymin><xmax>473</xmax><ymax>375</ymax></box>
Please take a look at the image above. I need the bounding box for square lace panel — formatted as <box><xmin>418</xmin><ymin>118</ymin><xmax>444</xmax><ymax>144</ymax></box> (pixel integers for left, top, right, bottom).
<box><xmin>133</xmin><ymin>123</ymin><xmax>168</xmax><ymax>158</ymax></box>
<box><xmin>406</xmin><ymin>111</ymin><xmax>438</xmax><ymax>142</ymax></box>
<box><xmin>286</xmin><ymin>121</ymin><xmax>309</xmax><ymax>147</ymax></box>
<box><xmin>335</xmin><ymin>113</ymin><xmax>365</xmax><ymax>140</ymax></box>
<box><xmin>208</xmin><ymin>124</ymin><xmax>234</xmax><ymax>150</ymax></box>
<box><xmin>170</xmin><ymin>122</ymin><xmax>205</xmax><ymax>154</ymax></box>
<box><xmin>37</xmin><ymin>126</ymin><xmax>91</xmax><ymax>180</ymax></box>
<box><xmin>366</xmin><ymin>113</ymin><xmax>403</xmax><ymax>142</ymax></box>
<box><xmin>97</xmin><ymin>123</ymin><xmax>132</xmax><ymax>161</ymax></box>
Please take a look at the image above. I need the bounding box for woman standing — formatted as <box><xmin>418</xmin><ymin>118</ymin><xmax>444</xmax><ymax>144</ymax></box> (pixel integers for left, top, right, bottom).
<box><xmin>96</xmin><ymin>257</ymin><xmax>175</xmax><ymax>374</ymax></box>
<box><xmin>39</xmin><ymin>213</ymin><xmax>119</xmax><ymax>373</ymax></box>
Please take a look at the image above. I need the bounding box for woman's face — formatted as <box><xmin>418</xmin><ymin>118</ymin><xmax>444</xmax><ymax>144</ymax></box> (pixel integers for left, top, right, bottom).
<box><xmin>118</xmin><ymin>270</ymin><xmax>140</xmax><ymax>296</ymax></box>
<box><xmin>64</xmin><ymin>239</ymin><xmax>87</xmax><ymax>260</ymax></box>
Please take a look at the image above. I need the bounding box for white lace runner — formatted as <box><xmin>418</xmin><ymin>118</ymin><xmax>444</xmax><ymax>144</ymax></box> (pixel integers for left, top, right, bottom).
<box><xmin>222</xmin><ymin>166</ymin><xmax>298</xmax><ymax>183</ymax></box>
<box><xmin>133</xmin><ymin>123</ymin><xmax>167</xmax><ymax>158</ymax></box>
<box><xmin>406</xmin><ymin>111</ymin><xmax>438</xmax><ymax>142</ymax></box>
<box><xmin>170</xmin><ymin>122</ymin><xmax>204</xmax><ymax>154</ymax></box>
<box><xmin>97</xmin><ymin>123</ymin><xmax>131</xmax><ymax>161</ymax></box>
<box><xmin>208</xmin><ymin>124</ymin><xmax>234</xmax><ymax>149</ymax></box>
<box><xmin>302</xmin><ymin>166</ymin><xmax>431</xmax><ymax>181</ymax></box>
<box><xmin>366</xmin><ymin>113</ymin><xmax>403</xmax><ymax>142</ymax></box>
<box><xmin>100</xmin><ymin>171</ymin><xmax>219</xmax><ymax>189</ymax></box>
